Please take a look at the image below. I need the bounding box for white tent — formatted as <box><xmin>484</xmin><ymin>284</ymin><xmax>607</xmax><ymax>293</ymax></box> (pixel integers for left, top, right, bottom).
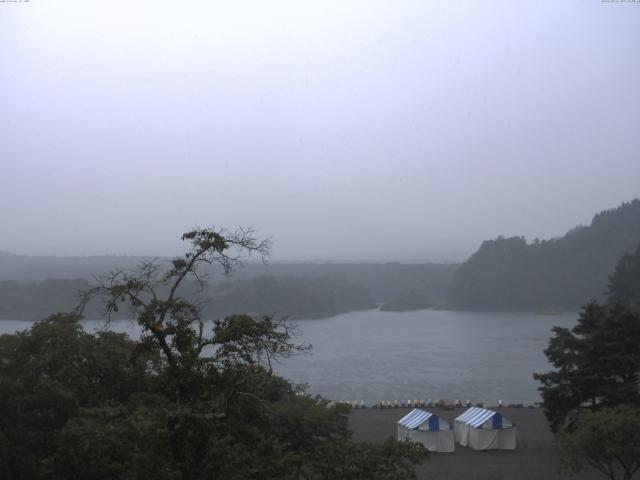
<box><xmin>397</xmin><ymin>409</ymin><xmax>455</xmax><ymax>453</ymax></box>
<box><xmin>454</xmin><ymin>407</ymin><xmax>517</xmax><ymax>450</ymax></box>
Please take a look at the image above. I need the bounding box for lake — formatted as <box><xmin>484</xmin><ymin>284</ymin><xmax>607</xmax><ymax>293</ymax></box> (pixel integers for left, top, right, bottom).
<box><xmin>0</xmin><ymin>309</ymin><xmax>577</xmax><ymax>405</ymax></box>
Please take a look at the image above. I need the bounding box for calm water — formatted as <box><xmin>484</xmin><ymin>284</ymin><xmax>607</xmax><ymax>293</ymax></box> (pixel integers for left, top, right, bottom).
<box><xmin>0</xmin><ymin>309</ymin><xmax>576</xmax><ymax>405</ymax></box>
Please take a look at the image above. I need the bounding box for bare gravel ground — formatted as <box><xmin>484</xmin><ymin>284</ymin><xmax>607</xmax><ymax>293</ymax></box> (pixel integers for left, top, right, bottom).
<box><xmin>349</xmin><ymin>407</ymin><xmax>604</xmax><ymax>480</ymax></box>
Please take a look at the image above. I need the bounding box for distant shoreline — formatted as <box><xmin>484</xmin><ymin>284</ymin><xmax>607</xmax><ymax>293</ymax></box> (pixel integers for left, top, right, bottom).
<box><xmin>0</xmin><ymin>306</ymin><xmax>578</xmax><ymax>323</ymax></box>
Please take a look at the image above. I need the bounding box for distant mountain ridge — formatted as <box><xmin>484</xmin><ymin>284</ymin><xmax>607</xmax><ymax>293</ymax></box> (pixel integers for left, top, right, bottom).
<box><xmin>448</xmin><ymin>199</ymin><xmax>640</xmax><ymax>310</ymax></box>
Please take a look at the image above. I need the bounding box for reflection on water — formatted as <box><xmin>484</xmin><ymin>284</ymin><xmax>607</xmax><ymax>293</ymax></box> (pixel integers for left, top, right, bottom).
<box><xmin>0</xmin><ymin>309</ymin><xmax>576</xmax><ymax>405</ymax></box>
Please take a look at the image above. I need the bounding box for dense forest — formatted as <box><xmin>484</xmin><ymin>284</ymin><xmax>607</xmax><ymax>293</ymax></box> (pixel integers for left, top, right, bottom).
<box><xmin>206</xmin><ymin>276</ymin><xmax>375</xmax><ymax>319</ymax></box>
<box><xmin>0</xmin><ymin>278</ymin><xmax>93</xmax><ymax>321</ymax></box>
<box><xmin>0</xmin><ymin>255</ymin><xmax>456</xmax><ymax>320</ymax></box>
<box><xmin>0</xmin><ymin>228</ymin><xmax>428</xmax><ymax>479</ymax></box>
<box><xmin>608</xmin><ymin>242</ymin><xmax>640</xmax><ymax>307</ymax></box>
<box><xmin>2</xmin><ymin>199</ymin><xmax>639</xmax><ymax>317</ymax></box>
<box><xmin>379</xmin><ymin>290</ymin><xmax>431</xmax><ymax>312</ymax></box>
<box><xmin>448</xmin><ymin>199</ymin><xmax>640</xmax><ymax>310</ymax></box>
<box><xmin>533</xmin><ymin>244</ymin><xmax>640</xmax><ymax>480</ymax></box>
<box><xmin>0</xmin><ymin>276</ymin><xmax>376</xmax><ymax>321</ymax></box>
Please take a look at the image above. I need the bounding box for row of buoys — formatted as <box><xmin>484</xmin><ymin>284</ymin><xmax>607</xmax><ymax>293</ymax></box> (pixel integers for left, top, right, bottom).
<box><xmin>375</xmin><ymin>399</ymin><xmax>509</xmax><ymax>409</ymax></box>
<box><xmin>376</xmin><ymin>399</ymin><xmax>470</xmax><ymax>409</ymax></box>
<box><xmin>325</xmin><ymin>399</ymin><xmax>520</xmax><ymax>409</ymax></box>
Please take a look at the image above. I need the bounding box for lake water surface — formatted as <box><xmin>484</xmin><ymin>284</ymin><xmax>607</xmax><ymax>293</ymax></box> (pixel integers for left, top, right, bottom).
<box><xmin>0</xmin><ymin>309</ymin><xmax>576</xmax><ymax>405</ymax></box>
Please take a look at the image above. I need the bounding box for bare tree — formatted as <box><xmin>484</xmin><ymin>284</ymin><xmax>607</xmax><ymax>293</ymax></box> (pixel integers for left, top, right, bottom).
<box><xmin>76</xmin><ymin>227</ymin><xmax>272</xmax><ymax>372</ymax></box>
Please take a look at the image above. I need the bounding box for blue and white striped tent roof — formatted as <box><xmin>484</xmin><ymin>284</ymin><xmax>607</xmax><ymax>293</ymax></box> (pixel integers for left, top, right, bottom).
<box><xmin>397</xmin><ymin>409</ymin><xmax>443</xmax><ymax>432</ymax></box>
<box><xmin>454</xmin><ymin>407</ymin><xmax>512</xmax><ymax>429</ymax></box>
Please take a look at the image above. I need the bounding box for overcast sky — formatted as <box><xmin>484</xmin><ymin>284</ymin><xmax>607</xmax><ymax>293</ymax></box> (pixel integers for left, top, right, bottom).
<box><xmin>1</xmin><ymin>1</ymin><xmax>639</xmax><ymax>262</ymax></box>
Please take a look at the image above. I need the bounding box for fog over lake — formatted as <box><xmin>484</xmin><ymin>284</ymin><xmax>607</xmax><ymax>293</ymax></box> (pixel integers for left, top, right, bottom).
<box><xmin>0</xmin><ymin>309</ymin><xmax>575</xmax><ymax>405</ymax></box>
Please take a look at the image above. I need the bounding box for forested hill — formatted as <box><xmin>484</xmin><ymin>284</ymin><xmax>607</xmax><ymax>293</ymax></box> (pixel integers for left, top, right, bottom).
<box><xmin>0</xmin><ymin>276</ymin><xmax>376</xmax><ymax>321</ymax></box>
<box><xmin>0</xmin><ymin>253</ymin><xmax>457</xmax><ymax>319</ymax></box>
<box><xmin>448</xmin><ymin>199</ymin><xmax>640</xmax><ymax>310</ymax></box>
<box><xmin>204</xmin><ymin>276</ymin><xmax>376</xmax><ymax>319</ymax></box>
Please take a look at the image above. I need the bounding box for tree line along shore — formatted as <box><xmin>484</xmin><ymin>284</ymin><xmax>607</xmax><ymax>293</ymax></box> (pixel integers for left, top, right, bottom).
<box><xmin>1</xmin><ymin>199</ymin><xmax>639</xmax><ymax>321</ymax></box>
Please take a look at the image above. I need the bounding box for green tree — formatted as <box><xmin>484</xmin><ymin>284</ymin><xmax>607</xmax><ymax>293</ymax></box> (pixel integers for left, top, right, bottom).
<box><xmin>1</xmin><ymin>227</ymin><xmax>429</xmax><ymax>479</ymax></box>
<box><xmin>556</xmin><ymin>405</ymin><xmax>640</xmax><ymax>480</ymax></box>
<box><xmin>533</xmin><ymin>302</ymin><xmax>640</xmax><ymax>432</ymax></box>
<box><xmin>77</xmin><ymin>227</ymin><xmax>274</xmax><ymax>390</ymax></box>
<box><xmin>608</xmin><ymin>243</ymin><xmax>640</xmax><ymax>307</ymax></box>
<box><xmin>0</xmin><ymin>312</ymin><xmax>159</xmax><ymax>480</ymax></box>
<box><xmin>309</xmin><ymin>438</ymin><xmax>428</xmax><ymax>480</ymax></box>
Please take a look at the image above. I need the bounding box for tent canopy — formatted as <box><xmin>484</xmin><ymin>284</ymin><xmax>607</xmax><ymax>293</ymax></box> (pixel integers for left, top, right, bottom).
<box><xmin>398</xmin><ymin>409</ymin><xmax>448</xmax><ymax>432</ymax></box>
<box><xmin>454</xmin><ymin>407</ymin><xmax>513</xmax><ymax>429</ymax></box>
